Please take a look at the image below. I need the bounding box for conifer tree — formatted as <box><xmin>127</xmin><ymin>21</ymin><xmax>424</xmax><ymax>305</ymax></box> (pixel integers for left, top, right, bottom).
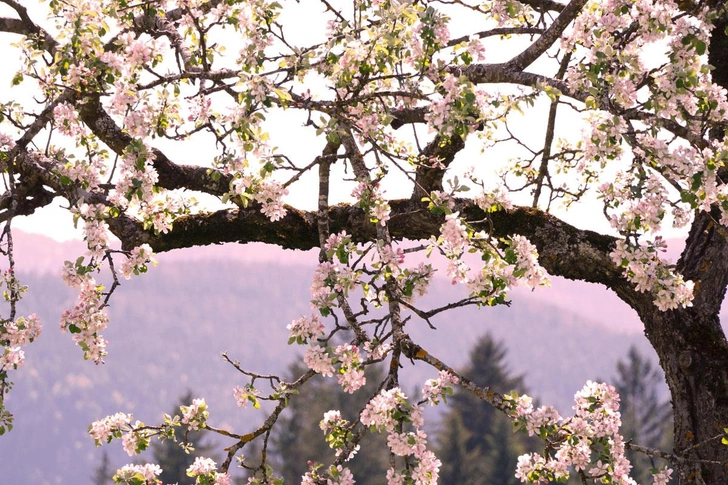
<box><xmin>437</xmin><ymin>334</ymin><xmax>536</xmax><ymax>485</ymax></box>
<box><xmin>91</xmin><ymin>451</ymin><xmax>113</xmax><ymax>485</ymax></box>
<box><xmin>270</xmin><ymin>363</ymin><xmax>389</xmax><ymax>485</ymax></box>
<box><xmin>613</xmin><ymin>346</ymin><xmax>673</xmax><ymax>484</ymax></box>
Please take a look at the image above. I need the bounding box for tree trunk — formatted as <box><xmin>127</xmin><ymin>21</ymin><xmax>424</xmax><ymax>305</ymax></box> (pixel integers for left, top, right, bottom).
<box><xmin>639</xmin><ymin>308</ymin><xmax>728</xmax><ymax>484</ymax></box>
<box><xmin>632</xmin><ymin>212</ymin><xmax>728</xmax><ymax>484</ymax></box>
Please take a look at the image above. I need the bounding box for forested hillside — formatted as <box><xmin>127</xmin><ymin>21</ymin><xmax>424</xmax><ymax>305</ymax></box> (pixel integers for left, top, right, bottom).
<box><xmin>2</xmin><ymin>233</ymin><xmax>661</xmax><ymax>484</ymax></box>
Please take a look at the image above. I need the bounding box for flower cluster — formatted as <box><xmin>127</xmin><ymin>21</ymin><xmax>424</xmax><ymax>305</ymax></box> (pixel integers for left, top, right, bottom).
<box><xmin>364</xmin><ymin>340</ymin><xmax>392</xmax><ymax>360</ymax></box>
<box><xmin>53</xmin><ymin>102</ymin><xmax>86</xmax><ymax>138</ymax></box>
<box><xmin>434</xmin><ymin>212</ymin><xmax>549</xmax><ymax>303</ymax></box>
<box><xmin>582</xmin><ymin>111</ymin><xmax>627</xmax><ymax>165</ymax></box>
<box><xmin>256</xmin><ymin>179</ymin><xmax>289</xmax><ymax>222</ymax></box>
<box><xmin>310</xmin><ymin>260</ymin><xmax>360</xmax><ymax>313</ymax></box>
<box><xmin>611</xmin><ymin>239</ymin><xmax>694</xmax><ymax>311</ymax></box>
<box><xmin>0</xmin><ymin>345</ymin><xmax>24</xmax><ymax>372</ymax></box>
<box><xmin>287</xmin><ymin>314</ymin><xmax>325</xmax><ymax>345</ymax></box>
<box><xmin>421</xmin><ymin>371</ymin><xmax>458</xmax><ymax>406</ymax></box>
<box><xmin>319</xmin><ymin>410</ymin><xmax>360</xmax><ymax>461</ymax></box>
<box><xmin>600</xmin><ymin>171</ymin><xmax>669</xmax><ymax>234</ymax></box>
<box><xmin>652</xmin><ymin>467</ymin><xmax>673</xmax><ymax>485</ymax></box>
<box><xmin>109</xmin><ymin>142</ymin><xmax>160</xmax><ymax>213</ymax></box>
<box><xmin>505</xmin><ymin>381</ymin><xmax>672</xmax><ymax>485</ymax></box>
<box><xmin>425</xmin><ymin>74</ymin><xmax>497</xmax><ymax>138</ymax></box>
<box><xmin>186</xmin><ymin>457</ymin><xmax>232</xmax><ymax>485</ymax></box>
<box><xmin>233</xmin><ymin>384</ymin><xmax>261</xmax><ymax>409</ymax></box>
<box><xmin>369</xmin><ymin>244</ymin><xmax>433</xmax><ymax>305</ymax></box>
<box><xmin>231</xmin><ymin>173</ymin><xmax>289</xmax><ymax>222</ymax></box>
<box><xmin>302</xmin><ymin>464</ymin><xmax>355</xmax><ymax>485</ymax></box>
<box><xmin>180</xmin><ymin>398</ymin><xmax>209</xmax><ymax>431</ymax></box>
<box><xmin>334</xmin><ymin>344</ymin><xmax>366</xmax><ymax>393</ymax></box>
<box><xmin>0</xmin><ymin>132</ymin><xmax>15</xmax><ymax>152</ymax></box>
<box><xmin>113</xmin><ymin>463</ymin><xmax>163</xmax><ymax>485</ymax></box>
<box><xmin>0</xmin><ymin>313</ymin><xmax>42</xmax><ymax>371</ymax></box>
<box><xmin>360</xmin><ymin>387</ymin><xmax>409</xmax><ymax>433</ymax></box>
<box><xmin>59</xmin><ymin>278</ymin><xmax>109</xmax><ymax>363</ymax></box>
<box><xmin>121</xmin><ymin>421</ymin><xmax>152</xmax><ymax>457</ymax></box>
<box><xmin>361</xmin><ymin>388</ymin><xmax>441</xmax><ymax>485</ymax></box>
<box><xmin>115</xmin><ymin>188</ymin><xmax>189</xmax><ymax>238</ymax></box>
<box><xmin>352</xmin><ymin>182</ymin><xmax>391</xmax><ymax>226</ymax></box>
<box><xmin>505</xmin><ymin>236</ymin><xmax>550</xmax><ymax>289</ymax></box>
<box><xmin>474</xmin><ymin>187</ymin><xmax>513</xmax><ymax>213</ymax></box>
<box><xmin>304</xmin><ymin>344</ymin><xmax>335</xmax><ymax>377</ymax></box>
<box><xmin>74</xmin><ymin>203</ymin><xmax>111</xmax><ymax>260</ymax></box>
<box><xmin>89</xmin><ymin>412</ymin><xmax>133</xmax><ymax>445</ymax></box>
<box><xmin>120</xmin><ymin>244</ymin><xmax>157</xmax><ymax>280</ymax></box>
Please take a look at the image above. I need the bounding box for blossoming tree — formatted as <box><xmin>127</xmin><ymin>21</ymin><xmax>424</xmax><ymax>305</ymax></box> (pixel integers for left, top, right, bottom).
<box><xmin>1</xmin><ymin>0</ymin><xmax>727</xmax><ymax>483</ymax></box>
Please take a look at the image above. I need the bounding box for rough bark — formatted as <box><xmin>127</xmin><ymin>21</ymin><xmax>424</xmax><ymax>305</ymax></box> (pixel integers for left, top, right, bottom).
<box><xmin>1</xmin><ymin>1</ymin><xmax>728</xmax><ymax>483</ymax></box>
<box><xmin>630</xmin><ymin>213</ymin><xmax>728</xmax><ymax>484</ymax></box>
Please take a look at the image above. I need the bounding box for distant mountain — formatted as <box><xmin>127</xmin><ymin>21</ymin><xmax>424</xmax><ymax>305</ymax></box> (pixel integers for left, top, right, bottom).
<box><xmin>14</xmin><ymin>230</ymin><xmax>657</xmax><ymax>333</ymax></box>
<box><xmin>1</xmin><ymin>232</ymin><xmax>665</xmax><ymax>484</ymax></box>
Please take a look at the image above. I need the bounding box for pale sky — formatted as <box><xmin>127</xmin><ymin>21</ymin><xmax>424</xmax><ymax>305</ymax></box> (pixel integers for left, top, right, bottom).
<box><xmin>1</xmin><ymin>1</ymin><xmax>690</xmax><ymax>243</ymax></box>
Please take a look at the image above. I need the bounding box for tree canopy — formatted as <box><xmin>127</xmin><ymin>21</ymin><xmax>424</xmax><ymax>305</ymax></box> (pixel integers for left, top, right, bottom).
<box><xmin>1</xmin><ymin>0</ymin><xmax>728</xmax><ymax>484</ymax></box>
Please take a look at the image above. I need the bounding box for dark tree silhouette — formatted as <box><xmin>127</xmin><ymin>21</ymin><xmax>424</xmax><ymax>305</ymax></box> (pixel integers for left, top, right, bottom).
<box><xmin>614</xmin><ymin>346</ymin><xmax>674</xmax><ymax>484</ymax></box>
<box><xmin>91</xmin><ymin>450</ymin><xmax>114</xmax><ymax>485</ymax></box>
<box><xmin>437</xmin><ymin>334</ymin><xmax>537</xmax><ymax>485</ymax></box>
<box><xmin>270</xmin><ymin>363</ymin><xmax>389</xmax><ymax>485</ymax></box>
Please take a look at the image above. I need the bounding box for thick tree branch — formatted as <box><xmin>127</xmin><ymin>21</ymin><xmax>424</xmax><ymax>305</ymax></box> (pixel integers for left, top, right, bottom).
<box><xmin>105</xmin><ymin>198</ymin><xmax>633</xmax><ymax>303</ymax></box>
<box><xmin>505</xmin><ymin>0</ymin><xmax>587</xmax><ymax>71</ymax></box>
<box><xmin>517</xmin><ymin>0</ymin><xmax>567</xmax><ymax>13</ymax></box>
<box><xmin>76</xmin><ymin>95</ymin><xmax>232</xmax><ymax>196</ymax></box>
<box><xmin>0</xmin><ymin>1</ymin><xmax>57</xmax><ymax>53</ymax></box>
<box><xmin>411</xmin><ymin>134</ymin><xmax>465</xmax><ymax>199</ymax></box>
<box><xmin>447</xmin><ymin>27</ymin><xmax>545</xmax><ymax>47</ymax></box>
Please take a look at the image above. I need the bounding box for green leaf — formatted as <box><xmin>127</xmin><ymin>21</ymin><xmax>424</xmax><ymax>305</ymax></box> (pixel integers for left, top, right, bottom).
<box><xmin>691</xmin><ymin>172</ymin><xmax>703</xmax><ymax>192</ymax></box>
<box><xmin>695</xmin><ymin>40</ymin><xmax>706</xmax><ymax>56</ymax></box>
<box><xmin>336</xmin><ymin>246</ymin><xmax>349</xmax><ymax>264</ymax></box>
<box><xmin>326</xmin><ymin>131</ymin><xmax>340</xmax><ymax>144</ymax></box>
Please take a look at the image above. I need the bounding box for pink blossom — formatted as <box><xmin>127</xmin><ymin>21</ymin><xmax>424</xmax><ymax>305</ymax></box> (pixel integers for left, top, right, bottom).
<box><xmin>361</xmin><ymin>388</ymin><xmax>407</xmax><ymax>432</ymax></box>
<box><xmin>439</xmin><ymin>213</ymin><xmax>468</xmax><ymax>256</ymax></box>
<box><xmin>411</xmin><ymin>449</ymin><xmax>441</xmax><ymax>485</ymax></box>
<box><xmin>89</xmin><ymin>412</ymin><xmax>133</xmax><ymax>445</ymax></box>
<box><xmin>422</xmin><ymin>370</ymin><xmax>458</xmax><ymax>406</ymax></box>
<box><xmin>53</xmin><ymin>102</ymin><xmax>85</xmax><ymax>138</ymax></box>
<box><xmin>187</xmin><ymin>456</ymin><xmax>218</xmax><ymax>476</ymax></box>
<box><xmin>334</xmin><ymin>343</ymin><xmax>366</xmax><ymax>393</ymax></box>
<box><xmin>114</xmin><ymin>463</ymin><xmax>162</xmax><ymax>484</ymax></box>
<box><xmin>386</xmin><ymin>468</ymin><xmax>405</xmax><ymax>485</ymax></box>
<box><xmin>180</xmin><ymin>398</ymin><xmax>209</xmax><ymax>430</ymax></box>
<box><xmin>327</xmin><ymin>465</ymin><xmax>355</xmax><ymax>485</ymax></box>
<box><xmin>652</xmin><ymin>467</ymin><xmax>673</xmax><ymax>485</ymax></box>
<box><xmin>304</xmin><ymin>345</ymin><xmax>334</xmax><ymax>377</ymax></box>
<box><xmin>0</xmin><ymin>346</ymin><xmax>25</xmax><ymax>371</ymax></box>
<box><xmin>233</xmin><ymin>384</ymin><xmax>261</xmax><ymax>409</ymax></box>
<box><xmin>3</xmin><ymin>313</ymin><xmax>42</xmax><ymax>347</ymax></box>
<box><xmin>120</xmin><ymin>245</ymin><xmax>157</xmax><ymax>280</ymax></box>
<box><xmin>287</xmin><ymin>314</ymin><xmax>325</xmax><ymax>344</ymax></box>
<box><xmin>256</xmin><ymin>179</ymin><xmax>289</xmax><ymax>221</ymax></box>
<box><xmin>60</xmin><ymin>278</ymin><xmax>110</xmax><ymax>363</ymax></box>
